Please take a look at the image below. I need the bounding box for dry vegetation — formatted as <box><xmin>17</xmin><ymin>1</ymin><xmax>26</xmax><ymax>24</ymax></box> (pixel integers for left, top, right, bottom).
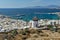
<box><xmin>0</xmin><ymin>28</ymin><xmax>60</xmax><ymax>40</ymax></box>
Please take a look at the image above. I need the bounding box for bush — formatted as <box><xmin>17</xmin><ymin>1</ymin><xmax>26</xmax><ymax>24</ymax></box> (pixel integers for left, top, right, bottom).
<box><xmin>30</xmin><ymin>29</ymin><xmax>36</xmax><ymax>34</ymax></box>
<box><xmin>36</xmin><ymin>29</ymin><xmax>43</xmax><ymax>33</ymax></box>
<box><xmin>22</xmin><ymin>37</ymin><xmax>27</xmax><ymax>40</ymax></box>
<box><xmin>19</xmin><ymin>29</ymin><xmax>27</xmax><ymax>35</ymax></box>
<box><xmin>11</xmin><ymin>29</ymin><xmax>18</xmax><ymax>36</ymax></box>
<box><xmin>22</xmin><ymin>32</ymin><xmax>26</xmax><ymax>35</ymax></box>
<box><xmin>48</xmin><ymin>25</ymin><xmax>57</xmax><ymax>32</ymax></box>
<box><xmin>33</xmin><ymin>34</ymin><xmax>38</xmax><ymax>38</ymax></box>
<box><xmin>48</xmin><ymin>25</ymin><xmax>53</xmax><ymax>29</ymax></box>
<box><xmin>58</xmin><ymin>30</ymin><xmax>60</xmax><ymax>33</ymax></box>
<box><xmin>24</xmin><ymin>28</ymin><xmax>30</xmax><ymax>34</ymax></box>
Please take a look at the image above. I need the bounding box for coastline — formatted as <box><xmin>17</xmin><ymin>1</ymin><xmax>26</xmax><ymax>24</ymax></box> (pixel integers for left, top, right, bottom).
<box><xmin>0</xmin><ymin>15</ymin><xmax>60</xmax><ymax>40</ymax></box>
<box><xmin>0</xmin><ymin>15</ymin><xmax>59</xmax><ymax>32</ymax></box>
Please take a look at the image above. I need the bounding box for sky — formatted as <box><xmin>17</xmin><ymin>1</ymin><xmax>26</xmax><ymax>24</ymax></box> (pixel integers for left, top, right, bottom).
<box><xmin>0</xmin><ymin>0</ymin><xmax>60</xmax><ymax>8</ymax></box>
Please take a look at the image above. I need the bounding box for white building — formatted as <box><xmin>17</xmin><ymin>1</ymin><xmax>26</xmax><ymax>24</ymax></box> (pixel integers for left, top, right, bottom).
<box><xmin>29</xmin><ymin>17</ymin><xmax>38</xmax><ymax>28</ymax></box>
<box><xmin>47</xmin><ymin>20</ymin><xmax>60</xmax><ymax>25</ymax></box>
<box><xmin>0</xmin><ymin>26</ymin><xmax>2</xmax><ymax>31</ymax></box>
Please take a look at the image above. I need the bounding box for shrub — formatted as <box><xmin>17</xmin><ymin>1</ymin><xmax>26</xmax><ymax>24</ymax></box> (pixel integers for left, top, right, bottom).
<box><xmin>33</xmin><ymin>34</ymin><xmax>38</xmax><ymax>38</ymax></box>
<box><xmin>11</xmin><ymin>29</ymin><xmax>18</xmax><ymax>36</ymax></box>
<box><xmin>22</xmin><ymin>32</ymin><xmax>26</xmax><ymax>35</ymax></box>
<box><xmin>36</xmin><ymin>29</ymin><xmax>43</xmax><ymax>33</ymax></box>
<box><xmin>48</xmin><ymin>25</ymin><xmax>58</xmax><ymax>32</ymax></box>
<box><xmin>48</xmin><ymin>25</ymin><xmax>53</xmax><ymax>29</ymax></box>
<box><xmin>24</xmin><ymin>28</ymin><xmax>30</xmax><ymax>34</ymax></box>
<box><xmin>22</xmin><ymin>37</ymin><xmax>27</xmax><ymax>40</ymax></box>
<box><xmin>58</xmin><ymin>30</ymin><xmax>60</xmax><ymax>33</ymax></box>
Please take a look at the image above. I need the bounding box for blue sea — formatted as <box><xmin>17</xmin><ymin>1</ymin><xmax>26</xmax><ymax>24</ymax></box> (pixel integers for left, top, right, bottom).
<box><xmin>0</xmin><ymin>8</ymin><xmax>60</xmax><ymax>21</ymax></box>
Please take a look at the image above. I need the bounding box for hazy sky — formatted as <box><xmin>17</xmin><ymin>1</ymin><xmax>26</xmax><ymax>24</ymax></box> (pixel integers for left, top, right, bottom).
<box><xmin>0</xmin><ymin>0</ymin><xmax>60</xmax><ymax>8</ymax></box>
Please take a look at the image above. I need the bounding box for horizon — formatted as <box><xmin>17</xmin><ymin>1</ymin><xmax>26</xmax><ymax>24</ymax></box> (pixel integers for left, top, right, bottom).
<box><xmin>0</xmin><ymin>0</ymin><xmax>60</xmax><ymax>8</ymax></box>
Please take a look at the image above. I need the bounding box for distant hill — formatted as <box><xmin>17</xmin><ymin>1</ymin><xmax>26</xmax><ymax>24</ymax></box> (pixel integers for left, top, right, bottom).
<box><xmin>26</xmin><ymin>5</ymin><xmax>60</xmax><ymax>9</ymax></box>
<box><xmin>45</xmin><ymin>5</ymin><xmax>60</xmax><ymax>9</ymax></box>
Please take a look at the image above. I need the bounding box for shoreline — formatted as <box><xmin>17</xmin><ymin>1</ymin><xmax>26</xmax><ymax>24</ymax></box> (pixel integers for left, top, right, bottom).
<box><xmin>0</xmin><ymin>15</ymin><xmax>60</xmax><ymax>40</ymax></box>
<box><xmin>0</xmin><ymin>15</ymin><xmax>60</xmax><ymax>32</ymax></box>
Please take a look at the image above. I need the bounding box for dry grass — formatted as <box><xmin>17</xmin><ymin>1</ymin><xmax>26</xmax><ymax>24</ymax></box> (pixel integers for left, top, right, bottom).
<box><xmin>0</xmin><ymin>28</ymin><xmax>60</xmax><ymax>40</ymax></box>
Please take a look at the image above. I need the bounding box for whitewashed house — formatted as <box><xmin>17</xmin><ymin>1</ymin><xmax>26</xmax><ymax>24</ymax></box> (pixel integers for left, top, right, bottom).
<box><xmin>0</xmin><ymin>26</ymin><xmax>2</xmax><ymax>31</ymax></box>
<box><xmin>29</xmin><ymin>16</ymin><xmax>38</xmax><ymax>28</ymax></box>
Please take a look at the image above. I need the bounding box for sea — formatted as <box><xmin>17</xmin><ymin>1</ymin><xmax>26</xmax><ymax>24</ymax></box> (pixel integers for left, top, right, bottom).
<box><xmin>0</xmin><ymin>8</ymin><xmax>60</xmax><ymax>21</ymax></box>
